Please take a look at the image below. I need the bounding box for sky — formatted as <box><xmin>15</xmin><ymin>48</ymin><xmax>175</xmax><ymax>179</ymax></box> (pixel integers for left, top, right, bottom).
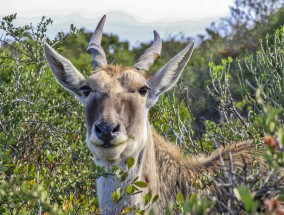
<box><xmin>0</xmin><ymin>0</ymin><xmax>235</xmax><ymax>46</ymax></box>
<box><xmin>0</xmin><ymin>0</ymin><xmax>234</xmax><ymax>22</ymax></box>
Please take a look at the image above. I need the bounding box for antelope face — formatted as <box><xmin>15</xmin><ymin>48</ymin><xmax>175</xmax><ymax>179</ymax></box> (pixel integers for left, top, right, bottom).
<box><xmin>44</xmin><ymin>15</ymin><xmax>194</xmax><ymax>164</ymax></box>
<box><xmin>83</xmin><ymin>66</ymin><xmax>150</xmax><ymax>162</ymax></box>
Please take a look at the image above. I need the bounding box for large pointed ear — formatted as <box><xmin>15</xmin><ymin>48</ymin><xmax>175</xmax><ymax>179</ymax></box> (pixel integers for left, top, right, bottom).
<box><xmin>147</xmin><ymin>41</ymin><xmax>194</xmax><ymax>108</ymax></box>
<box><xmin>44</xmin><ymin>43</ymin><xmax>85</xmax><ymax>102</ymax></box>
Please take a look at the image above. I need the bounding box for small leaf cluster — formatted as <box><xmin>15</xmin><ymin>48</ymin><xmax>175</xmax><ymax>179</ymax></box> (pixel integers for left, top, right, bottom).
<box><xmin>165</xmin><ymin>192</ymin><xmax>215</xmax><ymax>215</ymax></box>
<box><xmin>111</xmin><ymin>157</ymin><xmax>159</xmax><ymax>215</ymax></box>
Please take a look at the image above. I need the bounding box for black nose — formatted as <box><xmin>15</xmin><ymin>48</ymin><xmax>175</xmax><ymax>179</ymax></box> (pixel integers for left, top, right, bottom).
<box><xmin>95</xmin><ymin>122</ymin><xmax>121</xmax><ymax>144</ymax></box>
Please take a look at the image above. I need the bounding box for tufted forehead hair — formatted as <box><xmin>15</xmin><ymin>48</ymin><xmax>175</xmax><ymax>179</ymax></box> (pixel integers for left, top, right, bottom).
<box><xmin>91</xmin><ymin>65</ymin><xmax>146</xmax><ymax>78</ymax></box>
<box><xmin>84</xmin><ymin>65</ymin><xmax>149</xmax><ymax>94</ymax></box>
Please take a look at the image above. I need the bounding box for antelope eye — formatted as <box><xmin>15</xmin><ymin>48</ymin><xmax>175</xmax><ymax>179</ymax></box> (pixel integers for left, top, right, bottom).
<box><xmin>138</xmin><ymin>86</ymin><xmax>150</xmax><ymax>96</ymax></box>
<box><xmin>79</xmin><ymin>85</ymin><xmax>92</xmax><ymax>97</ymax></box>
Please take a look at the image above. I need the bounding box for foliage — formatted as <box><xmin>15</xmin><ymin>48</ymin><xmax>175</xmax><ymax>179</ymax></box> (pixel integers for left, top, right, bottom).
<box><xmin>238</xmin><ymin>27</ymin><xmax>284</xmax><ymax>117</ymax></box>
<box><xmin>2</xmin><ymin>0</ymin><xmax>284</xmax><ymax>213</ymax></box>
<box><xmin>205</xmin><ymin>27</ymin><xmax>284</xmax><ymax>214</ymax></box>
<box><xmin>0</xmin><ymin>14</ymin><xmax>100</xmax><ymax>214</ymax></box>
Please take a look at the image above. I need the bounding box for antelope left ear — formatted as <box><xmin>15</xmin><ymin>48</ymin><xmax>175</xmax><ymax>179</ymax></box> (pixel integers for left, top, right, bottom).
<box><xmin>44</xmin><ymin>43</ymin><xmax>86</xmax><ymax>103</ymax></box>
<box><xmin>147</xmin><ymin>41</ymin><xmax>194</xmax><ymax>108</ymax></box>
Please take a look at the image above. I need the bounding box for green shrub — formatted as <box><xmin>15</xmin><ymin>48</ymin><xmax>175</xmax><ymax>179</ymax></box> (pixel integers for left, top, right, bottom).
<box><xmin>0</xmin><ymin>14</ymin><xmax>100</xmax><ymax>214</ymax></box>
<box><xmin>205</xmin><ymin>27</ymin><xmax>284</xmax><ymax>214</ymax></box>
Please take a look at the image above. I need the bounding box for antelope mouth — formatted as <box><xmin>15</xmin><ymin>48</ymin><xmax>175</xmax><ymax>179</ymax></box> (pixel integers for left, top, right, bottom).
<box><xmin>97</xmin><ymin>140</ymin><xmax>128</xmax><ymax>148</ymax></box>
<box><xmin>89</xmin><ymin>134</ymin><xmax>129</xmax><ymax>148</ymax></box>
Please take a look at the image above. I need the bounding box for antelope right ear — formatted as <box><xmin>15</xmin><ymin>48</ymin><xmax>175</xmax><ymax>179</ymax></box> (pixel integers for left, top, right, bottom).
<box><xmin>44</xmin><ymin>43</ymin><xmax>86</xmax><ymax>103</ymax></box>
<box><xmin>147</xmin><ymin>41</ymin><xmax>194</xmax><ymax>108</ymax></box>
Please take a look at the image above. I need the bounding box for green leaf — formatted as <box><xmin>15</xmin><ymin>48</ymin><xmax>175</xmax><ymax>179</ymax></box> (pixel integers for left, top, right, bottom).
<box><xmin>129</xmin><ymin>191</ymin><xmax>143</xmax><ymax>196</ymax></box>
<box><xmin>234</xmin><ymin>186</ymin><xmax>258</xmax><ymax>212</ymax></box>
<box><xmin>121</xmin><ymin>172</ymin><xmax>128</xmax><ymax>182</ymax></box>
<box><xmin>112</xmin><ymin>191</ymin><xmax>118</xmax><ymax>203</ymax></box>
<box><xmin>188</xmin><ymin>193</ymin><xmax>197</xmax><ymax>205</ymax></box>
<box><xmin>132</xmin><ymin>176</ymin><xmax>139</xmax><ymax>183</ymax></box>
<box><xmin>126</xmin><ymin>185</ymin><xmax>133</xmax><ymax>194</ymax></box>
<box><xmin>133</xmin><ymin>181</ymin><xmax>147</xmax><ymax>188</ymax></box>
<box><xmin>144</xmin><ymin>192</ymin><xmax>152</xmax><ymax>206</ymax></box>
<box><xmin>121</xmin><ymin>207</ymin><xmax>132</xmax><ymax>214</ymax></box>
<box><xmin>127</xmin><ymin>157</ymin><xmax>135</xmax><ymax>169</ymax></box>
<box><xmin>152</xmin><ymin>194</ymin><xmax>159</xmax><ymax>204</ymax></box>
<box><xmin>176</xmin><ymin>192</ymin><xmax>184</xmax><ymax>204</ymax></box>
<box><xmin>112</xmin><ymin>188</ymin><xmax>122</xmax><ymax>203</ymax></box>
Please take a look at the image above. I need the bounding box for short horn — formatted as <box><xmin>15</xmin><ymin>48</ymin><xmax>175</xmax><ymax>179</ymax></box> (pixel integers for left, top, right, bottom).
<box><xmin>87</xmin><ymin>15</ymin><xmax>107</xmax><ymax>70</ymax></box>
<box><xmin>133</xmin><ymin>31</ymin><xmax>162</xmax><ymax>72</ymax></box>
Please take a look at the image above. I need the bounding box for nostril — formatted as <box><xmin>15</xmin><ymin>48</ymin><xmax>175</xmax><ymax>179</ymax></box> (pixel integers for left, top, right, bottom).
<box><xmin>112</xmin><ymin>124</ymin><xmax>120</xmax><ymax>133</ymax></box>
<box><xmin>95</xmin><ymin>125</ymin><xmax>102</xmax><ymax>134</ymax></box>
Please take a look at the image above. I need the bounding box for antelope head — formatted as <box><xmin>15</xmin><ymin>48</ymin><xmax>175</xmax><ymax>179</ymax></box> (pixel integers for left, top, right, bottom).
<box><xmin>44</xmin><ymin>15</ymin><xmax>194</xmax><ymax>164</ymax></box>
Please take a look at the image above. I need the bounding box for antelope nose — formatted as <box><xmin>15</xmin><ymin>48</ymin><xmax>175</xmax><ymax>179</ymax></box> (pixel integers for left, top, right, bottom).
<box><xmin>94</xmin><ymin>122</ymin><xmax>121</xmax><ymax>144</ymax></box>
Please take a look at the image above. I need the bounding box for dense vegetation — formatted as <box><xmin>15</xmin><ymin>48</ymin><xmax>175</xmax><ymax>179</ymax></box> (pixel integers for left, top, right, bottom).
<box><xmin>1</xmin><ymin>0</ymin><xmax>284</xmax><ymax>214</ymax></box>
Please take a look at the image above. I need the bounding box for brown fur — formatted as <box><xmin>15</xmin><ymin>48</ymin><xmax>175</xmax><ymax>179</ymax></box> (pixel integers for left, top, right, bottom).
<box><xmin>151</xmin><ymin>129</ymin><xmax>262</xmax><ymax>213</ymax></box>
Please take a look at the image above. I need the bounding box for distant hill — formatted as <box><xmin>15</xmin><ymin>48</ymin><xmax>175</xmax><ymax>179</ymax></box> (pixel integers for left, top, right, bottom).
<box><xmin>7</xmin><ymin>11</ymin><xmax>219</xmax><ymax>47</ymax></box>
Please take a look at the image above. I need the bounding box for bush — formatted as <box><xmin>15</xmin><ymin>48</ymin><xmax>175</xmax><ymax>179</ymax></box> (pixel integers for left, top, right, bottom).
<box><xmin>0</xmin><ymin>14</ymin><xmax>101</xmax><ymax>214</ymax></box>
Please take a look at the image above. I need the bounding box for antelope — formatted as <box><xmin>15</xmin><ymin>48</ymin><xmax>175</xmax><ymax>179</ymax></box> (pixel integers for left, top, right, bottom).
<box><xmin>44</xmin><ymin>15</ymin><xmax>260</xmax><ymax>214</ymax></box>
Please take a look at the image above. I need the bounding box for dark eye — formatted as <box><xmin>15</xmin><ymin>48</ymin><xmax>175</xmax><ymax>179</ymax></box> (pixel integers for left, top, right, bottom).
<box><xmin>138</xmin><ymin>86</ymin><xmax>150</xmax><ymax>96</ymax></box>
<box><xmin>79</xmin><ymin>85</ymin><xmax>92</xmax><ymax>97</ymax></box>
